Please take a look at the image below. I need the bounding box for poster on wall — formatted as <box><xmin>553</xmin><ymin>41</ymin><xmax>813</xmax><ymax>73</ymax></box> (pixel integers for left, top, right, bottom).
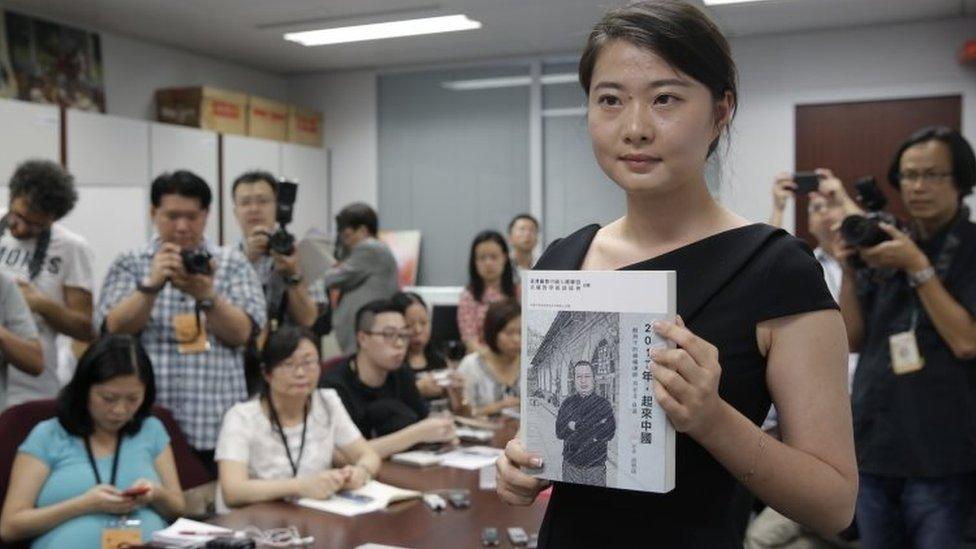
<box><xmin>3</xmin><ymin>10</ymin><xmax>105</xmax><ymax>112</ymax></box>
<box><xmin>0</xmin><ymin>13</ymin><xmax>15</xmax><ymax>99</ymax></box>
<box><xmin>379</xmin><ymin>230</ymin><xmax>422</xmax><ymax>287</ymax></box>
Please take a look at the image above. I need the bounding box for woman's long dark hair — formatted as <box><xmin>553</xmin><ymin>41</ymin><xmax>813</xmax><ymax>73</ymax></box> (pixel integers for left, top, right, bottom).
<box><xmin>57</xmin><ymin>335</ymin><xmax>156</xmax><ymax>437</ymax></box>
<box><xmin>467</xmin><ymin>230</ymin><xmax>516</xmax><ymax>302</ymax></box>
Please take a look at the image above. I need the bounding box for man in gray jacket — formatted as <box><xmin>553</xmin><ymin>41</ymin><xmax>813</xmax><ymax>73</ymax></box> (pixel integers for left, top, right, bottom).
<box><xmin>324</xmin><ymin>203</ymin><xmax>399</xmax><ymax>354</ymax></box>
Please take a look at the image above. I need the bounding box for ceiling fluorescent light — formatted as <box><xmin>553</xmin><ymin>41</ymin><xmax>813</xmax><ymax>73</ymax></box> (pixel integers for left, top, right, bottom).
<box><xmin>703</xmin><ymin>0</ymin><xmax>777</xmax><ymax>5</ymax></box>
<box><xmin>442</xmin><ymin>72</ymin><xmax>578</xmax><ymax>91</ymax></box>
<box><xmin>284</xmin><ymin>14</ymin><xmax>481</xmax><ymax>46</ymax></box>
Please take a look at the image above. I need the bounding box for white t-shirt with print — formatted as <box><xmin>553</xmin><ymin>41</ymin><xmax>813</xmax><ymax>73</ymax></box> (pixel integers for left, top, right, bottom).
<box><xmin>0</xmin><ymin>218</ymin><xmax>94</xmax><ymax>405</ymax></box>
<box><xmin>214</xmin><ymin>388</ymin><xmax>363</xmax><ymax>513</ymax></box>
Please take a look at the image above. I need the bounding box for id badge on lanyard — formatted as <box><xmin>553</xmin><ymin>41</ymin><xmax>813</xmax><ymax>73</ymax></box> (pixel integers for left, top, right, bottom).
<box><xmin>890</xmin><ymin>309</ymin><xmax>924</xmax><ymax>375</ymax></box>
<box><xmin>101</xmin><ymin>517</ymin><xmax>141</xmax><ymax>549</ymax></box>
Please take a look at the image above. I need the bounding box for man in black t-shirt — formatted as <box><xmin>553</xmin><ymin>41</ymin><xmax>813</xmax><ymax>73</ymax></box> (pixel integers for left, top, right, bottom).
<box><xmin>835</xmin><ymin>127</ymin><xmax>976</xmax><ymax>549</ymax></box>
<box><xmin>320</xmin><ymin>298</ymin><xmax>457</xmax><ymax>458</ymax></box>
<box><xmin>555</xmin><ymin>360</ymin><xmax>616</xmax><ymax>487</ymax></box>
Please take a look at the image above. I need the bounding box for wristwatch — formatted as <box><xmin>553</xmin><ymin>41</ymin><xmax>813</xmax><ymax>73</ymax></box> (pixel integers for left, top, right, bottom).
<box><xmin>136</xmin><ymin>278</ymin><xmax>163</xmax><ymax>294</ymax></box>
<box><xmin>907</xmin><ymin>266</ymin><xmax>935</xmax><ymax>288</ymax></box>
<box><xmin>284</xmin><ymin>273</ymin><xmax>304</xmax><ymax>287</ymax></box>
<box><xmin>197</xmin><ymin>297</ymin><xmax>216</xmax><ymax>311</ymax></box>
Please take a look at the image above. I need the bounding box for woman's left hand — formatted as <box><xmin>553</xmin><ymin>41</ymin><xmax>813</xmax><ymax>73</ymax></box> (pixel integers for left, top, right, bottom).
<box><xmin>650</xmin><ymin>316</ymin><xmax>723</xmax><ymax>440</ymax></box>
<box><xmin>341</xmin><ymin>465</ymin><xmax>371</xmax><ymax>490</ymax></box>
<box><xmin>124</xmin><ymin>478</ymin><xmax>156</xmax><ymax>507</ymax></box>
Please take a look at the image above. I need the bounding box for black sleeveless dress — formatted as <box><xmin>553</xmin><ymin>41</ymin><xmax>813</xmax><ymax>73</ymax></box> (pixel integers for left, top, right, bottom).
<box><xmin>533</xmin><ymin>223</ymin><xmax>837</xmax><ymax>548</ymax></box>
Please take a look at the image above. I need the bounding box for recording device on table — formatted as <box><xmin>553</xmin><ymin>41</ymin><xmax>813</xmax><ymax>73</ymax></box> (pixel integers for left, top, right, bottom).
<box><xmin>840</xmin><ymin>176</ymin><xmax>900</xmax><ymax>254</ymax></box>
<box><xmin>422</xmin><ymin>492</ymin><xmax>447</xmax><ymax>512</ymax></box>
<box><xmin>447</xmin><ymin>490</ymin><xmax>471</xmax><ymax>509</ymax></box>
<box><xmin>792</xmin><ymin>171</ymin><xmax>823</xmax><ymax>194</ymax></box>
<box><xmin>481</xmin><ymin>527</ymin><xmax>500</xmax><ymax>546</ymax></box>
<box><xmin>260</xmin><ymin>180</ymin><xmax>299</xmax><ymax>256</ymax></box>
<box><xmin>507</xmin><ymin>527</ymin><xmax>529</xmax><ymax>546</ymax></box>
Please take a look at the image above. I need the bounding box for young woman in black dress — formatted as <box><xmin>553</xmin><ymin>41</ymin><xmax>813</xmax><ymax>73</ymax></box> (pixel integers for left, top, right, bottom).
<box><xmin>495</xmin><ymin>2</ymin><xmax>857</xmax><ymax>547</ymax></box>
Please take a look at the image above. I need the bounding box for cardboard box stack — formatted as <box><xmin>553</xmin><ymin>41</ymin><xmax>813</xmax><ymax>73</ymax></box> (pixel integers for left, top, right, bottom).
<box><xmin>155</xmin><ymin>86</ymin><xmax>247</xmax><ymax>135</ymax></box>
<box><xmin>155</xmin><ymin>86</ymin><xmax>322</xmax><ymax>147</ymax></box>
<box><xmin>287</xmin><ymin>106</ymin><xmax>323</xmax><ymax>147</ymax></box>
<box><xmin>247</xmin><ymin>96</ymin><xmax>288</xmax><ymax>141</ymax></box>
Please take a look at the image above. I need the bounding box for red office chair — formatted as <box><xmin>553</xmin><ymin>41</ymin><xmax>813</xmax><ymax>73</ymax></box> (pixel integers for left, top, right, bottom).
<box><xmin>320</xmin><ymin>354</ymin><xmax>350</xmax><ymax>379</ymax></box>
<box><xmin>0</xmin><ymin>399</ymin><xmax>212</xmax><ymax>548</ymax></box>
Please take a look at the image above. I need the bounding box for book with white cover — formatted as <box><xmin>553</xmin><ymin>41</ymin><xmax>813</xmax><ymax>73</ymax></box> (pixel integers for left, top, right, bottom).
<box><xmin>296</xmin><ymin>480</ymin><xmax>422</xmax><ymax>516</ymax></box>
<box><xmin>520</xmin><ymin>270</ymin><xmax>676</xmax><ymax>493</ymax></box>
<box><xmin>152</xmin><ymin>517</ymin><xmax>234</xmax><ymax>547</ymax></box>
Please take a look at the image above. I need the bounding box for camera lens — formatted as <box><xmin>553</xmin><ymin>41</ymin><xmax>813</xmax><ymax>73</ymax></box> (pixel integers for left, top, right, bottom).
<box><xmin>840</xmin><ymin>214</ymin><xmax>890</xmax><ymax>248</ymax></box>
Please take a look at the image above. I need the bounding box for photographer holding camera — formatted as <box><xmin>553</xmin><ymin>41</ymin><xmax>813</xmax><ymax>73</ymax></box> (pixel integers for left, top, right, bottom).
<box><xmin>832</xmin><ymin>127</ymin><xmax>976</xmax><ymax>549</ymax></box>
<box><xmin>97</xmin><ymin>171</ymin><xmax>267</xmax><ymax>473</ymax></box>
<box><xmin>231</xmin><ymin>171</ymin><xmax>326</xmax><ymax>332</ymax></box>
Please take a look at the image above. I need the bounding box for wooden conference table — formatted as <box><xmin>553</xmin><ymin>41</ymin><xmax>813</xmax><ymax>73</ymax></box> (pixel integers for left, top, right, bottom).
<box><xmin>210</xmin><ymin>420</ymin><xmax>548</xmax><ymax>548</ymax></box>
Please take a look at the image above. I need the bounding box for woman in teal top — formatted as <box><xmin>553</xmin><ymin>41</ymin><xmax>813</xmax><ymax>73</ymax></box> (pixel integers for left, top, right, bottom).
<box><xmin>0</xmin><ymin>335</ymin><xmax>185</xmax><ymax>548</ymax></box>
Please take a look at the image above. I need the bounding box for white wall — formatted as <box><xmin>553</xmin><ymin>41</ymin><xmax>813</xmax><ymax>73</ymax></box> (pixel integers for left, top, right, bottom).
<box><xmin>288</xmin><ymin>70</ymin><xmax>378</xmax><ymax>229</ymax></box>
<box><xmin>0</xmin><ymin>3</ymin><xmax>289</xmax><ymax>121</ymax></box>
<box><xmin>101</xmin><ymin>32</ymin><xmax>289</xmax><ymax>120</ymax></box>
<box><xmin>721</xmin><ymin>17</ymin><xmax>976</xmax><ymax>232</ymax></box>
<box><xmin>284</xmin><ymin>17</ymin><xmax>976</xmax><ymax>235</ymax></box>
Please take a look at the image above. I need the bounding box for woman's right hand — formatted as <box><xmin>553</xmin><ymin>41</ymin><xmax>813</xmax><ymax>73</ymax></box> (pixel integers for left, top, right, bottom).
<box><xmin>496</xmin><ymin>438</ymin><xmax>549</xmax><ymax>506</ymax></box>
<box><xmin>771</xmin><ymin>173</ymin><xmax>796</xmax><ymax>211</ymax></box>
<box><xmin>297</xmin><ymin>469</ymin><xmax>349</xmax><ymax>500</ymax></box>
<box><xmin>415</xmin><ymin>373</ymin><xmax>444</xmax><ymax>398</ymax></box>
<box><xmin>412</xmin><ymin>417</ymin><xmax>458</xmax><ymax>444</ymax></box>
<box><xmin>81</xmin><ymin>485</ymin><xmax>138</xmax><ymax>515</ymax></box>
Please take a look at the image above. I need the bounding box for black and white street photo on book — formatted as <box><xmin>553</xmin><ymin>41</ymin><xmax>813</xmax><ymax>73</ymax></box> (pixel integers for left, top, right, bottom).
<box><xmin>520</xmin><ymin>269</ymin><xmax>677</xmax><ymax>493</ymax></box>
<box><xmin>525</xmin><ymin>310</ymin><xmax>621</xmax><ymax>487</ymax></box>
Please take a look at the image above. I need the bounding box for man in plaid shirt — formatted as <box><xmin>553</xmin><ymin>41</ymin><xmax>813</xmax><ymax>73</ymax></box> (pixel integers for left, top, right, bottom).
<box><xmin>97</xmin><ymin>170</ymin><xmax>266</xmax><ymax>472</ymax></box>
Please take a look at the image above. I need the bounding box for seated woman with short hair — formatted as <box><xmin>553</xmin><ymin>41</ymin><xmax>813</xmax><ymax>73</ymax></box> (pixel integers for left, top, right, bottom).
<box><xmin>456</xmin><ymin>300</ymin><xmax>521</xmax><ymax>417</ymax></box>
<box><xmin>216</xmin><ymin>326</ymin><xmax>380</xmax><ymax>512</ymax></box>
<box><xmin>0</xmin><ymin>335</ymin><xmax>185</xmax><ymax>548</ymax></box>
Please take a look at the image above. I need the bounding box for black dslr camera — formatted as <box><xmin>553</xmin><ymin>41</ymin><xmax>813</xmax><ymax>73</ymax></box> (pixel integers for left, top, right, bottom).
<box><xmin>839</xmin><ymin>177</ymin><xmax>899</xmax><ymax>249</ymax></box>
<box><xmin>838</xmin><ymin>176</ymin><xmax>901</xmax><ymax>270</ymax></box>
<box><xmin>180</xmin><ymin>249</ymin><xmax>213</xmax><ymax>275</ymax></box>
<box><xmin>267</xmin><ymin>180</ymin><xmax>298</xmax><ymax>255</ymax></box>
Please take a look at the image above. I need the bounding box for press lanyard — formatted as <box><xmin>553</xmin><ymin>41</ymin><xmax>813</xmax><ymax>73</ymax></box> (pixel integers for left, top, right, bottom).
<box><xmin>84</xmin><ymin>433</ymin><xmax>122</xmax><ymax>487</ymax></box>
<box><xmin>267</xmin><ymin>395</ymin><xmax>310</xmax><ymax>477</ymax></box>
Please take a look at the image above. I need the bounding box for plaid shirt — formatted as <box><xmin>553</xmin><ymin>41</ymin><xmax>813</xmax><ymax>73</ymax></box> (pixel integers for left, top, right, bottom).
<box><xmin>242</xmin><ymin>242</ymin><xmax>328</xmax><ymax>328</ymax></box>
<box><xmin>96</xmin><ymin>238</ymin><xmax>266</xmax><ymax>450</ymax></box>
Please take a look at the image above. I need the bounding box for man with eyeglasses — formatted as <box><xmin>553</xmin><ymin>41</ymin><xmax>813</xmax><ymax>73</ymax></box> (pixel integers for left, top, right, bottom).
<box><xmin>0</xmin><ymin>160</ymin><xmax>95</xmax><ymax>407</ymax></box>
<box><xmin>97</xmin><ymin>170</ymin><xmax>266</xmax><ymax>474</ymax></box>
<box><xmin>231</xmin><ymin>171</ymin><xmax>326</xmax><ymax>333</ymax></box>
<box><xmin>320</xmin><ymin>298</ymin><xmax>457</xmax><ymax>458</ymax></box>
<box><xmin>231</xmin><ymin>171</ymin><xmax>327</xmax><ymax>394</ymax></box>
<box><xmin>830</xmin><ymin>127</ymin><xmax>976</xmax><ymax>549</ymax></box>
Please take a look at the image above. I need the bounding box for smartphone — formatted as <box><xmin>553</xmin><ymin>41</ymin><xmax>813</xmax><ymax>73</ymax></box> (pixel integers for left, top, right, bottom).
<box><xmin>793</xmin><ymin>172</ymin><xmax>822</xmax><ymax>194</ymax></box>
<box><xmin>507</xmin><ymin>527</ymin><xmax>529</xmax><ymax>546</ymax></box>
<box><xmin>481</xmin><ymin>527</ymin><xmax>500</xmax><ymax>546</ymax></box>
<box><xmin>121</xmin><ymin>485</ymin><xmax>150</xmax><ymax>498</ymax></box>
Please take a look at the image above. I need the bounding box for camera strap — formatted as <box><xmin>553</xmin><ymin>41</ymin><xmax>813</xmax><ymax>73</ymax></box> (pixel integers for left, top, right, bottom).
<box><xmin>0</xmin><ymin>214</ymin><xmax>52</xmax><ymax>281</ymax></box>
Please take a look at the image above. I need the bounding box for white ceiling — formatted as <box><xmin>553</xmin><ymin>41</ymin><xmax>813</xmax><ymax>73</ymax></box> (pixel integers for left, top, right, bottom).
<box><xmin>1</xmin><ymin>0</ymin><xmax>974</xmax><ymax>75</ymax></box>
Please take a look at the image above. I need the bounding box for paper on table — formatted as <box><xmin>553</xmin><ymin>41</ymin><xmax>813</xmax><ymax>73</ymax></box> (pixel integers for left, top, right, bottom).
<box><xmin>152</xmin><ymin>517</ymin><xmax>234</xmax><ymax>547</ymax></box>
<box><xmin>297</xmin><ymin>480</ymin><xmax>421</xmax><ymax>517</ymax></box>
<box><xmin>390</xmin><ymin>450</ymin><xmax>444</xmax><ymax>467</ymax></box>
<box><xmin>456</xmin><ymin>426</ymin><xmax>493</xmax><ymax>442</ymax></box>
<box><xmin>440</xmin><ymin>446</ymin><xmax>504</xmax><ymax>470</ymax></box>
